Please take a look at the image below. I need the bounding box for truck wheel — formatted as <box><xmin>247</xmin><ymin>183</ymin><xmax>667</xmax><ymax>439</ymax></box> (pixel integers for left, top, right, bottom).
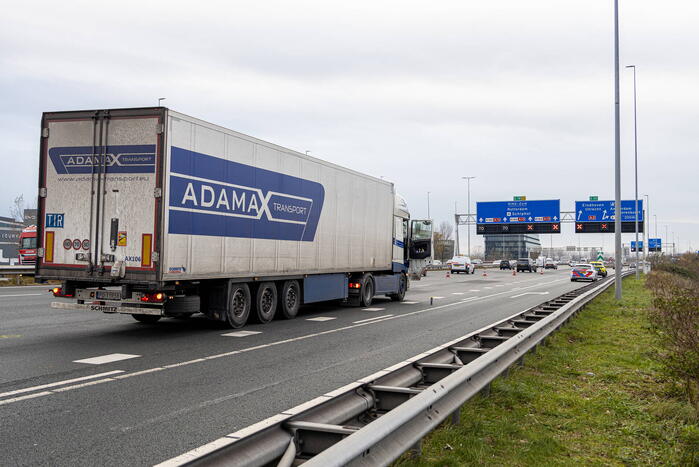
<box><xmin>278</xmin><ymin>280</ymin><xmax>300</xmax><ymax>319</ymax></box>
<box><xmin>390</xmin><ymin>274</ymin><xmax>407</xmax><ymax>302</ymax></box>
<box><xmin>132</xmin><ymin>314</ymin><xmax>161</xmax><ymax>324</ymax></box>
<box><xmin>254</xmin><ymin>282</ymin><xmax>277</xmax><ymax>324</ymax></box>
<box><xmin>226</xmin><ymin>283</ymin><xmax>251</xmax><ymax>328</ymax></box>
<box><xmin>360</xmin><ymin>274</ymin><xmax>374</xmax><ymax>307</ymax></box>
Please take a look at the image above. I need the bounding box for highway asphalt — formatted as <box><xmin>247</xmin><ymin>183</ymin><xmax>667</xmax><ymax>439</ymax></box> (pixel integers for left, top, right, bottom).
<box><xmin>0</xmin><ymin>267</ymin><xmax>598</xmax><ymax>466</ymax></box>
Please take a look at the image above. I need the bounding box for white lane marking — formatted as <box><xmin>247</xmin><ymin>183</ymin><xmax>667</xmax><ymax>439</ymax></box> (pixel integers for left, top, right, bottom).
<box><xmin>461</xmin><ymin>297</ymin><xmax>479</xmax><ymax>302</ymax></box>
<box><xmin>0</xmin><ymin>391</ymin><xmax>54</xmax><ymax>406</ymax></box>
<box><xmin>0</xmin><ymin>277</ymin><xmax>572</xmax><ymax>406</ymax></box>
<box><xmin>0</xmin><ymin>293</ymin><xmax>43</xmax><ymax>298</ymax></box>
<box><xmin>401</xmin><ymin>301</ymin><xmax>419</xmax><ymax>304</ymax></box>
<box><xmin>451</xmin><ymin>292</ymin><xmax>465</xmax><ymax>295</ymax></box>
<box><xmin>353</xmin><ymin>314</ymin><xmax>394</xmax><ymax>324</ymax></box>
<box><xmin>306</xmin><ymin>317</ymin><xmax>336</xmax><ymax>322</ymax></box>
<box><xmin>53</xmin><ymin>377</ymin><xmax>116</xmax><ymax>392</ymax></box>
<box><xmin>431</xmin><ymin>296</ymin><xmax>445</xmax><ymax>299</ymax></box>
<box><xmin>222</xmin><ymin>331</ymin><xmax>262</xmax><ymax>337</ymax></box>
<box><xmin>361</xmin><ymin>307</ymin><xmax>385</xmax><ymax>312</ymax></box>
<box><xmin>495</xmin><ymin>285</ymin><xmax>505</xmax><ymax>287</ymax></box>
<box><xmin>511</xmin><ymin>291</ymin><xmax>550</xmax><ymax>298</ymax></box>
<box><xmin>73</xmin><ymin>353</ymin><xmax>141</xmax><ymax>365</ymax></box>
<box><xmin>0</xmin><ymin>370</ymin><xmax>124</xmax><ymax>399</ymax></box>
<box><xmin>469</xmin><ymin>289</ymin><xmax>480</xmax><ymax>292</ymax></box>
<box><xmin>483</xmin><ymin>287</ymin><xmax>493</xmax><ymax>289</ymax></box>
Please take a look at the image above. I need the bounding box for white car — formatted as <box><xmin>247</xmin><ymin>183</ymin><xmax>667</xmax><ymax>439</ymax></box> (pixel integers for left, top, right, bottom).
<box><xmin>450</xmin><ymin>256</ymin><xmax>475</xmax><ymax>274</ymax></box>
<box><xmin>570</xmin><ymin>264</ymin><xmax>598</xmax><ymax>282</ymax></box>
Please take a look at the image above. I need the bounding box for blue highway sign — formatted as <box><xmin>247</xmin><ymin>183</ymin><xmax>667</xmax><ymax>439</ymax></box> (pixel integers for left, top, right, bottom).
<box><xmin>575</xmin><ymin>200</ymin><xmax>643</xmax><ymax>223</ymax></box>
<box><xmin>477</xmin><ymin>200</ymin><xmax>560</xmax><ymax>224</ymax></box>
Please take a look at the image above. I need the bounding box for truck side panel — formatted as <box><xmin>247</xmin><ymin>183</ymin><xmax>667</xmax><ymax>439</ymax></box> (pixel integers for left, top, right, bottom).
<box><xmin>162</xmin><ymin>111</ymin><xmax>394</xmax><ymax>281</ymax></box>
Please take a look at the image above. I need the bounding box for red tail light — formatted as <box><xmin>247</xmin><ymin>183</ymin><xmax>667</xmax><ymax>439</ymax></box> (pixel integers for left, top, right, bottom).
<box><xmin>50</xmin><ymin>287</ymin><xmax>73</xmax><ymax>298</ymax></box>
<box><xmin>349</xmin><ymin>282</ymin><xmax>362</xmax><ymax>289</ymax></box>
<box><xmin>141</xmin><ymin>292</ymin><xmax>166</xmax><ymax>303</ymax></box>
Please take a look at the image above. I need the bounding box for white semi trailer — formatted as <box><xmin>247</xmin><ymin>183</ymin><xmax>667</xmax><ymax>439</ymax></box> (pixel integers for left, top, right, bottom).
<box><xmin>37</xmin><ymin>107</ymin><xmax>432</xmax><ymax>327</ymax></box>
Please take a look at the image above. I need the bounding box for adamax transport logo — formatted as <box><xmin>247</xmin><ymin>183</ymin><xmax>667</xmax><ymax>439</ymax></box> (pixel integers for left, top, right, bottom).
<box><xmin>168</xmin><ymin>147</ymin><xmax>325</xmax><ymax>242</ymax></box>
<box><xmin>49</xmin><ymin>145</ymin><xmax>156</xmax><ymax>174</ymax></box>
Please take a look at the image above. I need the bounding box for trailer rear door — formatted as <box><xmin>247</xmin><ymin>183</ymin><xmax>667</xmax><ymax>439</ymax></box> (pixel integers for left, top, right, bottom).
<box><xmin>37</xmin><ymin>109</ymin><xmax>164</xmax><ymax>283</ymax></box>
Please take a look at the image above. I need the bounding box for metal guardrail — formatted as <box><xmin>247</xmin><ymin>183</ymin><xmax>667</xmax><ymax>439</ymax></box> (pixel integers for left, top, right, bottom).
<box><xmin>157</xmin><ymin>272</ymin><xmax>630</xmax><ymax>467</ymax></box>
<box><xmin>0</xmin><ymin>265</ymin><xmax>35</xmax><ymax>275</ymax></box>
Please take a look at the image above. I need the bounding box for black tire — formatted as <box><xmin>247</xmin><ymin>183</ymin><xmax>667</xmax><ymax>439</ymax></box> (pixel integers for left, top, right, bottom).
<box><xmin>254</xmin><ymin>282</ymin><xmax>277</xmax><ymax>324</ymax></box>
<box><xmin>471</xmin><ymin>269</ymin><xmax>475</xmax><ymax>274</ymax></box>
<box><xmin>132</xmin><ymin>314</ymin><xmax>161</xmax><ymax>324</ymax></box>
<box><xmin>360</xmin><ymin>274</ymin><xmax>374</xmax><ymax>307</ymax></box>
<box><xmin>390</xmin><ymin>273</ymin><xmax>407</xmax><ymax>302</ymax></box>
<box><xmin>226</xmin><ymin>283</ymin><xmax>251</xmax><ymax>328</ymax></box>
<box><xmin>278</xmin><ymin>280</ymin><xmax>301</xmax><ymax>319</ymax></box>
<box><xmin>571</xmin><ymin>278</ymin><xmax>576</xmax><ymax>282</ymax></box>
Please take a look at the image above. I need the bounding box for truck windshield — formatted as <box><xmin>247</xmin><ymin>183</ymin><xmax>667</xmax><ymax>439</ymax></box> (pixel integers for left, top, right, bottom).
<box><xmin>411</xmin><ymin>220</ymin><xmax>432</xmax><ymax>241</ymax></box>
<box><xmin>21</xmin><ymin>237</ymin><xmax>36</xmax><ymax>249</ymax></box>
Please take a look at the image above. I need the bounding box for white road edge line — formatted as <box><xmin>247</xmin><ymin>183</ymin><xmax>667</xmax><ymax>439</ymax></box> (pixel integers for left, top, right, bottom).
<box><xmin>0</xmin><ymin>277</ymin><xmax>571</xmax><ymax>407</ymax></box>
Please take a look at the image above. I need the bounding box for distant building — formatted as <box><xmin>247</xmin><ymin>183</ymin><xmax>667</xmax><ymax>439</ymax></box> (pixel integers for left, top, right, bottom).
<box><xmin>23</xmin><ymin>208</ymin><xmax>37</xmax><ymax>227</ymax></box>
<box><xmin>484</xmin><ymin>234</ymin><xmax>541</xmax><ymax>260</ymax></box>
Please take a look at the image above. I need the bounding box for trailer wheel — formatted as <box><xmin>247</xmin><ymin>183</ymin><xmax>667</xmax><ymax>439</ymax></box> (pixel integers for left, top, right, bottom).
<box><xmin>254</xmin><ymin>282</ymin><xmax>277</xmax><ymax>324</ymax></box>
<box><xmin>132</xmin><ymin>314</ymin><xmax>161</xmax><ymax>324</ymax></box>
<box><xmin>390</xmin><ymin>273</ymin><xmax>407</xmax><ymax>302</ymax></box>
<box><xmin>278</xmin><ymin>280</ymin><xmax>300</xmax><ymax>319</ymax></box>
<box><xmin>226</xmin><ymin>283</ymin><xmax>251</xmax><ymax>328</ymax></box>
<box><xmin>360</xmin><ymin>274</ymin><xmax>374</xmax><ymax>307</ymax></box>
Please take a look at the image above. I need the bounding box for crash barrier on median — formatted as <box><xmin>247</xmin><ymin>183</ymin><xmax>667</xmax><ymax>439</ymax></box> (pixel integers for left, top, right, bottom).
<box><xmin>157</xmin><ymin>271</ymin><xmax>632</xmax><ymax>467</ymax></box>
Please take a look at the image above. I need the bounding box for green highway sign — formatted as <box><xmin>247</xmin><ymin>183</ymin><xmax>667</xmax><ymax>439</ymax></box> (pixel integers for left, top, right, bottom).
<box><xmin>589</xmin><ymin>196</ymin><xmax>599</xmax><ymax>201</ymax></box>
<box><xmin>513</xmin><ymin>196</ymin><xmax>526</xmax><ymax>201</ymax></box>
<box><xmin>597</xmin><ymin>252</ymin><xmax>604</xmax><ymax>261</ymax></box>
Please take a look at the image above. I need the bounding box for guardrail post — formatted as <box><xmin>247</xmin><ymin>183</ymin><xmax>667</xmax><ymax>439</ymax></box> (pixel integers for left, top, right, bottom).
<box><xmin>16</xmin><ymin>274</ymin><xmax>21</xmax><ymax>285</ymax></box>
<box><xmin>409</xmin><ymin>439</ymin><xmax>422</xmax><ymax>457</ymax></box>
<box><xmin>450</xmin><ymin>409</ymin><xmax>461</xmax><ymax>425</ymax></box>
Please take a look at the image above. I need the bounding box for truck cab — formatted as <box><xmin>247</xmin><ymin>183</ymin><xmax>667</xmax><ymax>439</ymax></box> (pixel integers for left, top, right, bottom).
<box><xmin>18</xmin><ymin>225</ymin><xmax>37</xmax><ymax>265</ymax></box>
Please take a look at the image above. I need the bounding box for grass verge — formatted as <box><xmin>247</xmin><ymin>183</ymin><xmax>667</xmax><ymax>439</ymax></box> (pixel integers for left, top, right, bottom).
<box><xmin>396</xmin><ymin>277</ymin><xmax>699</xmax><ymax>466</ymax></box>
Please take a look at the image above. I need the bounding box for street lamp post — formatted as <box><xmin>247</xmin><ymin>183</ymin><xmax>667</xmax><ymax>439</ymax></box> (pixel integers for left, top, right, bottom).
<box><xmin>158</xmin><ymin>97</ymin><xmax>166</xmax><ymax>107</ymax></box>
<box><xmin>461</xmin><ymin>176</ymin><xmax>476</xmax><ymax>257</ymax></box>
<box><xmin>626</xmin><ymin>65</ymin><xmax>640</xmax><ymax>279</ymax></box>
<box><xmin>643</xmin><ymin>194</ymin><xmax>649</xmax><ymax>265</ymax></box>
<box><xmin>613</xmin><ymin>0</ymin><xmax>622</xmax><ymax>299</ymax></box>
<box><xmin>427</xmin><ymin>192</ymin><xmax>431</xmax><ymax>219</ymax></box>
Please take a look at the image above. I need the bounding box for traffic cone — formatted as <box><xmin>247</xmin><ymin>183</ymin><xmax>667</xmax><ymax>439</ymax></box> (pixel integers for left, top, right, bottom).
<box><xmin>446</xmin><ymin>270</ymin><xmax>450</xmax><ymax>278</ymax></box>
<box><xmin>512</xmin><ymin>269</ymin><xmax>516</xmax><ymax>276</ymax></box>
<box><xmin>482</xmin><ymin>270</ymin><xmax>488</xmax><ymax>277</ymax></box>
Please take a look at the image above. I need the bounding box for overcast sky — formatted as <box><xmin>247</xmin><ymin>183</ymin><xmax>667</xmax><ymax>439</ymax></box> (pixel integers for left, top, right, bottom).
<box><xmin>1</xmin><ymin>0</ymin><xmax>697</xmax><ymax>254</ymax></box>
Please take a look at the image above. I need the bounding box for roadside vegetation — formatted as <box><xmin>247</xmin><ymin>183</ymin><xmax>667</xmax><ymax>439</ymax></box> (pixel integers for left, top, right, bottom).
<box><xmin>396</xmin><ymin>261</ymin><xmax>699</xmax><ymax>466</ymax></box>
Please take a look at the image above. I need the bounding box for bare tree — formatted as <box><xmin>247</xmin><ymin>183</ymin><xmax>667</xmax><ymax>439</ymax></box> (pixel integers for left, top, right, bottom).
<box><xmin>10</xmin><ymin>195</ymin><xmax>24</xmax><ymax>222</ymax></box>
<box><xmin>437</xmin><ymin>221</ymin><xmax>453</xmax><ymax>240</ymax></box>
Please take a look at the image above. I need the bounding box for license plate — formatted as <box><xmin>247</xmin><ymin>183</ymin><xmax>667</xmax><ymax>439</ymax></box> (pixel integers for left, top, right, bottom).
<box><xmin>89</xmin><ymin>305</ymin><xmax>118</xmax><ymax>313</ymax></box>
<box><xmin>96</xmin><ymin>290</ymin><xmax>122</xmax><ymax>300</ymax></box>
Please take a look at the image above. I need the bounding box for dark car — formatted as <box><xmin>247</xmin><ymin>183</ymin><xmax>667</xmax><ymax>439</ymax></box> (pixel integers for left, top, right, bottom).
<box><xmin>499</xmin><ymin>260</ymin><xmax>511</xmax><ymax>270</ymax></box>
<box><xmin>516</xmin><ymin>258</ymin><xmax>537</xmax><ymax>273</ymax></box>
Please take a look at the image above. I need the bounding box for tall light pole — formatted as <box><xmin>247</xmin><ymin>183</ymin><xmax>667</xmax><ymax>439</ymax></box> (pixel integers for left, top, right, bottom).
<box><xmin>654</xmin><ymin>214</ymin><xmax>658</xmax><ymax>239</ymax></box>
<box><xmin>158</xmin><ymin>97</ymin><xmax>166</xmax><ymax>107</ymax></box>
<box><xmin>643</xmin><ymin>194</ymin><xmax>649</xmax><ymax>263</ymax></box>
<box><xmin>613</xmin><ymin>0</ymin><xmax>622</xmax><ymax>299</ymax></box>
<box><xmin>626</xmin><ymin>65</ymin><xmax>640</xmax><ymax>279</ymax></box>
<box><xmin>462</xmin><ymin>176</ymin><xmax>476</xmax><ymax>257</ymax></box>
<box><xmin>427</xmin><ymin>191</ymin><xmax>431</xmax><ymax>219</ymax></box>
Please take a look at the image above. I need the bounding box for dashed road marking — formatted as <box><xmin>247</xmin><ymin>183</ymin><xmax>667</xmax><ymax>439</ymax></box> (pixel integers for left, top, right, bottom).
<box><xmin>401</xmin><ymin>301</ymin><xmax>419</xmax><ymax>304</ymax></box>
<box><xmin>361</xmin><ymin>307</ymin><xmax>385</xmax><ymax>312</ymax></box>
<box><xmin>305</xmin><ymin>317</ymin><xmax>336</xmax><ymax>322</ymax></box>
<box><xmin>222</xmin><ymin>331</ymin><xmax>262</xmax><ymax>337</ymax></box>
<box><xmin>73</xmin><ymin>353</ymin><xmax>141</xmax><ymax>365</ymax></box>
<box><xmin>451</xmin><ymin>292</ymin><xmax>465</xmax><ymax>295</ymax></box>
